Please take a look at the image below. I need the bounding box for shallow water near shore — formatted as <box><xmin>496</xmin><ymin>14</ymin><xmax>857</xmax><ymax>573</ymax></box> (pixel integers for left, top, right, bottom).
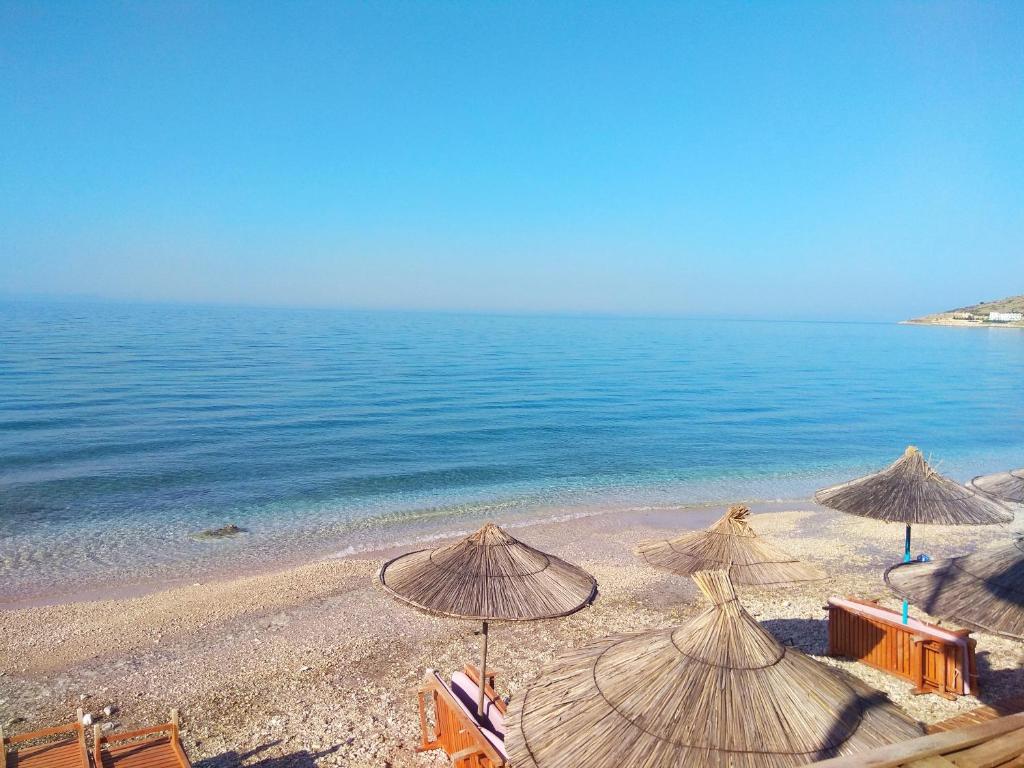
<box><xmin>2</xmin><ymin>300</ymin><xmax>1023</xmax><ymax>604</ymax></box>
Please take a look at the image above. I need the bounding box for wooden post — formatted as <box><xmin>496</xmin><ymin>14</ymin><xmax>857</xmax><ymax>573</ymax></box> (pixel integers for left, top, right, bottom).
<box><xmin>76</xmin><ymin>709</ymin><xmax>87</xmax><ymax>763</ymax></box>
<box><xmin>1</xmin><ymin>720</ymin><xmax>7</xmax><ymax>768</ymax></box>
<box><xmin>826</xmin><ymin>604</ymin><xmax>835</xmax><ymax>656</ymax></box>
<box><xmin>170</xmin><ymin>708</ymin><xmax>180</xmax><ymax>736</ymax></box>
<box><xmin>477</xmin><ymin>620</ymin><xmax>489</xmax><ymax>717</ymax></box>
<box><xmin>93</xmin><ymin>724</ymin><xmax>102</xmax><ymax>768</ymax></box>
<box><xmin>901</xmin><ymin>523</ymin><xmax>912</xmax><ymax>624</ymax></box>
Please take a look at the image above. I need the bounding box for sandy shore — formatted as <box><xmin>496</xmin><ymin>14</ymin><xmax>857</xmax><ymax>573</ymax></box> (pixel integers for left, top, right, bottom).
<box><xmin>2</xmin><ymin>502</ymin><xmax>1022</xmax><ymax>768</ymax></box>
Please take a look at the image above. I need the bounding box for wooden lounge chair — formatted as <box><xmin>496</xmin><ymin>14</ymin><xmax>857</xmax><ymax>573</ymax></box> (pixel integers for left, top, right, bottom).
<box><xmin>416</xmin><ymin>666</ymin><xmax>507</xmax><ymax>767</ymax></box>
<box><xmin>1</xmin><ymin>712</ymin><xmax>89</xmax><ymax>768</ymax></box>
<box><xmin>93</xmin><ymin>710</ymin><xmax>191</xmax><ymax>768</ymax></box>
<box><xmin>828</xmin><ymin>595</ymin><xmax>979</xmax><ymax>700</ymax></box>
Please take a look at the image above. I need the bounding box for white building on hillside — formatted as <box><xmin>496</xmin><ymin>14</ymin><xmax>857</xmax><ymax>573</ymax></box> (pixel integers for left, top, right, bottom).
<box><xmin>989</xmin><ymin>311</ymin><xmax>1023</xmax><ymax>323</ymax></box>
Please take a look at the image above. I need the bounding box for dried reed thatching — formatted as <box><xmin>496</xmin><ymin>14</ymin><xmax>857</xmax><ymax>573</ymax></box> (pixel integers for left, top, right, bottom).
<box><xmin>507</xmin><ymin>570</ymin><xmax>922</xmax><ymax>768</ymax></box>
<box><xmin>379</xmin><ymin>522</ymin><xmax>598</xmax><ymax>715</ymax></box>
<box><xmin>968</xmin><ymin>468</ymin><xmax>1024</xmax><ymax>508</ymax></box>
<box><xmin>814</xmin><ymin>447</ymin><xmax>1012</xmax><ymax>526</ymax></box>
<box><xmin>635</xmin><ymin>504</ymin><xmax>826</xmax><ymax>586</ymax></box>
<box><xmin>886</xmin><ymin>538</ymin><xmax>1024</xmax><ymax>640</ymax></box>
<box><xmin>377</xmin><ymin>522</ymin><xmax>597</xmax><ymax>620</ymax></box>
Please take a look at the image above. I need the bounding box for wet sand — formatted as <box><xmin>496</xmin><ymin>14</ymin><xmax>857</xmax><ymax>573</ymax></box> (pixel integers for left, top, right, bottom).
<box><xmin>2</xmin><ymin>502</ymin><xmax>1022</xmax><ymax>767</ymax></box>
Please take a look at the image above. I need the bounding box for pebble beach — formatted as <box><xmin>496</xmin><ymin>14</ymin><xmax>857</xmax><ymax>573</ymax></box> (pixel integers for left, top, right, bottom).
<box><xmin>2</xmin><ymin>502</ymin><xmax>1022</xmax><ymax>768</ymax></box>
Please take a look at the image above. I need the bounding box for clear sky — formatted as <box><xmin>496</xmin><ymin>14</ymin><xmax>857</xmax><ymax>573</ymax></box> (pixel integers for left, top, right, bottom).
<box><xmin>1</xmin><ymin>2</ymin><xmax>1021</xmax><ymax>320</ymax></box>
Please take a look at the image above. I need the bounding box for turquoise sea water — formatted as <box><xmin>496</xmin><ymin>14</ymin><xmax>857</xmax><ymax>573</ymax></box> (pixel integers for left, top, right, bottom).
<box><xmin>1</xmin><ymin>300</ymin><xmax>1023</xmax><ymax>603</ymax></box>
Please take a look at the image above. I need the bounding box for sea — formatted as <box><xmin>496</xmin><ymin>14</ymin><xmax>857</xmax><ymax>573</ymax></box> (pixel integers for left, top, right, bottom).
<box><xmin>1</xmin><ymin>300</ymin><xmax>1022</xmax><ymax>605</ymax></box>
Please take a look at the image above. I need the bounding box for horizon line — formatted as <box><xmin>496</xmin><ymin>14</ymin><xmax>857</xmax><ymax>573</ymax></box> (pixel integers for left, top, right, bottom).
<box><xmin>0</xmin><ymin>291</ymin><xmax>900</xmax><ymax>325</ymax></box>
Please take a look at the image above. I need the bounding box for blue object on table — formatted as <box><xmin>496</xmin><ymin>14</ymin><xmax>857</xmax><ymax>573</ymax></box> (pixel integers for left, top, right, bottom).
<box><xmin>916</xmin><ymin>553</ymin><xmax>931</xmax><ymax>562</ymax></box>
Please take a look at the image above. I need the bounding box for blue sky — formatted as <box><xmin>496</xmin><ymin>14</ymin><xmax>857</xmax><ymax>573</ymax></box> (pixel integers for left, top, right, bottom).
<box><xmin>1</xmin><ymin>2</ymin><xmax>1021</xmax><ymax>320</ymax></box>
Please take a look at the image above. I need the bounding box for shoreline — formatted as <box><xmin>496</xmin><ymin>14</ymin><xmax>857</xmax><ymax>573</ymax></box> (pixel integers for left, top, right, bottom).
<box><xmin>2</xmin><ymin>503</ymin><xmax>1022</xmax><ymax>767</ymax></box>
<box><xmin>0</xmin><ymin>495</ymin><xmax>821</xmax><ymax>610</ymax></box>
<box><xmin>901</xmin><ymin>319</ymin><xmax>1024</xmax><ymax>329</ymax></box>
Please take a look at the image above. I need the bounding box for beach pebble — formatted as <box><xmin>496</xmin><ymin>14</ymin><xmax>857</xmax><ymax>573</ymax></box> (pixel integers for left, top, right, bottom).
<box><xmin>3</xmin><ymin>507</ymin><xmax>1023</xmax><ymax>767</ymax></box>
<box><xmin>101</xmin><ymin>722</ymin><xmax>116</xmax><ymax>732</ymax></box>
<box><xmin>81</xmin><ymin>713</ymin><xmax>93</xmax><ymax>726</ymax></box>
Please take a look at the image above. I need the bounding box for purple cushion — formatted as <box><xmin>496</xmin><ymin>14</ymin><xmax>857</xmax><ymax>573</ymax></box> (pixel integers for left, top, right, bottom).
<box><xmin>432</xmin><ymin>670</ymin><xmax>476</xmax><ymax>722</ymax></box>
<box><xmin>450</xmin><ymin>671</ymin><xmax>506</xmax><ymax>737</ymax></box>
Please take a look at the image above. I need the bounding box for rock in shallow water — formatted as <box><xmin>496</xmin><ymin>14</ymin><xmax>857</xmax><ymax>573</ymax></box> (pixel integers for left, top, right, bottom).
<box><xmin>193</xmin><ymin>524</ymin><xmax>247</xmax><ymax>541</ymax></box>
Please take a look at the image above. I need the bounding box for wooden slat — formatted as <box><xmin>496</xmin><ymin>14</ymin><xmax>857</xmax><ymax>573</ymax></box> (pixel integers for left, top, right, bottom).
<box><xmin>101</xmin><ymin>725</ymin><xmax>171</xmax><ymax>744</ymax></box>
<box><xmin>910</xmin><ymin>756</ymin><xmax>958</xmax><ymax>767</ymax></box>
<box><xmin>948</xmin><ymin>727</ymin><xmax>1024</xmax><ymax>768</ymax></box>
<box><xmin>8</xmin><ymin>724</ymin><xmax>80</xmax><ymax>745</ymax></box>
<box><xmin>809</xmin><ymin>713</ymin><xmax>1024</xmax><ymax>767</ymax></box>
<box><xmin>931</xmin><ymin>699</ymin><xmax>1024</xmax><ymax>734</ymax></box>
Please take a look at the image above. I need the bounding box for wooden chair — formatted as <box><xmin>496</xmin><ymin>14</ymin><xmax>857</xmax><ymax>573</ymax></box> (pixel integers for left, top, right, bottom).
<box><xmin>1</xmin><ymin>712</ymin><xmax>89</xmax><ymax>768</ymax></box>
<box><xmin>416</xmin><ymin>667</ymin><xmax>507</xmax><ymax>767</ymax></box>
<box><xmin>93</xmin><ymin>710</ymin><xmax>191</xmax><ymax>768</ymax></box>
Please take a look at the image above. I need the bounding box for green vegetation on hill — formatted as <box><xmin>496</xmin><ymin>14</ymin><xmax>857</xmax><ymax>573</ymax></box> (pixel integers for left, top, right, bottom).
<box><xmin>950</xmin><ymin>295</ymin><xmax>1024</xmax><ymax>315</ymax></box>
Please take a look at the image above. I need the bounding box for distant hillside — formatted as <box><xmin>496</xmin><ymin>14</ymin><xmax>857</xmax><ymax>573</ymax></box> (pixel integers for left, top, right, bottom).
<box><xmin>906</xmin><ymin>294</ymin><xmax>1024</xmax><ymax>327</ymax></box>
<box><xmin>949</xmin><ymin>295</ymin><xmax>1024</xmax><ymax>315</ymax></box>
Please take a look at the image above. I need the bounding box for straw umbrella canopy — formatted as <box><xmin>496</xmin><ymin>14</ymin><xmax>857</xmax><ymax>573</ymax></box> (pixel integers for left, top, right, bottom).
<box><xmin>377</xmin><ymin>522</ymin><xmax>597</xmax><ymax>715</ymax></box>
<box><xmin>507</xmin><ymin>570</ymin><xmax>921</xmax><ymax>768</ymax></box>
<box><xmin>815</xmin><ymin>446</ymin><xmax>1011</xmax><ymax>623</ymax></box>
<box><xmin>635</xmin><ymin>504</ymin><xmax>826</xmax><ymax>586</ymax></box>
<box><xmin>815</xmin><ymin>447</ymin><xmax>1012</xmax><ymax>528</ymax></box>
<box><xmin>815</xmin><ymin>446</ymin><xmax>1011</xmax><ymax>564</ymax></box>
<box><xmin>968</xmin><ymin>468</ymin><xmax>1024</xmax><ymax>509</ymax></box>
<box><xmin>885</xmin><ymin>538</ymin><xmax>1024</xmax><ymax>641</ymax></box>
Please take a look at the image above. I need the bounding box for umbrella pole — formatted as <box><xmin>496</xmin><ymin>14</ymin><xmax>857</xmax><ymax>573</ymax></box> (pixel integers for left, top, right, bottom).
<box><xmin>477</xmin><ymin>620</ymin><xmax>489</xmax><ymax>717</ymax></box>
<box><xmin>902</xmin><ymin>523</ymin><xmax>911</xmax><ymax>624</ymax></box>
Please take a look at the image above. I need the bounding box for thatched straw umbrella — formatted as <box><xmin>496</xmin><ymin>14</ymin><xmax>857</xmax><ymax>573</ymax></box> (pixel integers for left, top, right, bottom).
<box><xmin>885</xmin><ymin>538</ymin><xmax>1024</xmax><ymax>640</ymax></box>
<box><xmin>508</xmin><ymin>570</ymin><xmax>921</xmax><ymax>768</ymax></box>
<box><xmin>968</xmin><ymin>468</ymin><xmax>1024</xmax><ymax>509</ymax></box>
<box><xmin>635</xmin><ymin>504</ymin><xmax>826</xmax><ymax>586</ymax></box>
<box><xmin>377</xmin><ymin>522</ymin><xmax>597</xmax><ymax>715</ymax></box>
<box><xmin>814</xmin><ymin>446</ymin><xmax>1011</xmax><ymax>622</ymax></box>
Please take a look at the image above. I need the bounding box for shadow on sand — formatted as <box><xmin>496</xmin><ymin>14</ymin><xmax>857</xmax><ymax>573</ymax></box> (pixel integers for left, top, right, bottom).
<box><xmin>974</xmin><ymin>649</ymin><xmax>1024</xmax><ymax>709</ymax></box>
<box><xmin>763</xmin><ymin>617</ymin><xmax>1024</xmax><ymax>711</ymax></box>
<box><xmin>761</xmin><ymin>617</ymin><xmax>829</xmax><ymax>655</ymax></box>
<box><xmin>194</xmin><ymin>741</ymin><xmax>344</xmax><ymax>768</ymax></box>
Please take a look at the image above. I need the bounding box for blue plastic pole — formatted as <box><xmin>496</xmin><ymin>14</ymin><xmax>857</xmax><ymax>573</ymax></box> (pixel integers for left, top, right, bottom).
<box><xmin>902</xmin><ymin>523</ymin><xmax>911</xmax><ymax>624</ymax></box>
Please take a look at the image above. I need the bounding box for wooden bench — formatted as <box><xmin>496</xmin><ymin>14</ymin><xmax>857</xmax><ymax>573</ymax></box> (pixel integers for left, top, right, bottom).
<box><xmin>93</xmin><ymin>710</ymin><xmax>191</xmax><ymax>768</ymax></box>
<box><xmin>416</xmin><ymin>666</ymin><xmax>507</xmax><ymax>767</ymax></box>
<box><xmin>1</xmin><ymin>713</ymin><xmax>89</xmax><ymax>768</ymax></box>
<box><xmin>828</xmin><ymin>596</ymin><xmax>979</xmax><ymax>700</ymax></box>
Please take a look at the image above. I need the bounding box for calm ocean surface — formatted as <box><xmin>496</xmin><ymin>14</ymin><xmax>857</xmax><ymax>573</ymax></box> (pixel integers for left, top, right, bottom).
<box><xmin>1</xmin><ymin>300</ymin><xmax>1022</xmax><ymax>603</ymax></box>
